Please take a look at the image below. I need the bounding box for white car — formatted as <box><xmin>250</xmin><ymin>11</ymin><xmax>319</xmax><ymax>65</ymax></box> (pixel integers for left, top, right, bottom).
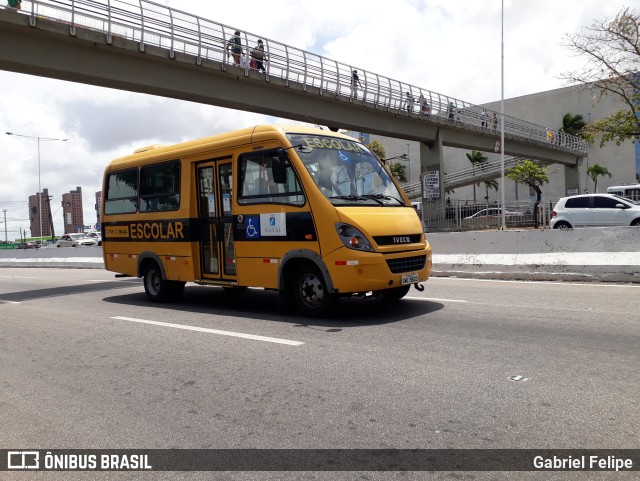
<box><xmin>86</xmin><ymin>231</ymin><xmax>102</xmax><ymax>246</ymax></box>
<box><xmin>462</xmin><ymin>208</ymin><xmax>524</xmax><ymax>227</ymax></box>
<box><xmin>57</xmin><ymin>233</ymin><xmax>98</xmax><ymax>247</ymax></box>
<box><xmin>550</xmin><ymin>194</ymin><xmax>640</xmax><ymax>229</ymax></box>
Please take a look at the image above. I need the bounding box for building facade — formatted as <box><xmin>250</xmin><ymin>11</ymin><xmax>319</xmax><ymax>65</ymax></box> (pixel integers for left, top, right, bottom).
<box><xmin>95</xmin><ymin>191</ymin><xmax>102</xmax><ymax>230</ymax></box>
<box><xmin>28</xmin><ymin>187</ymin><xmax>52</xmax><ymax>238</ymax></box>
<box><xmin>62</xmin><ymin>186</ymin><xmax>84</xmax><ymax>234</ymax></box>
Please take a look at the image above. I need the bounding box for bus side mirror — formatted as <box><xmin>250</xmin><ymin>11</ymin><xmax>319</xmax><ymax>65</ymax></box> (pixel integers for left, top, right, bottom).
<box><xmin>272</xmin><ymin>151</ymin><xmax>288</xmax><ymax>184</ymax></box>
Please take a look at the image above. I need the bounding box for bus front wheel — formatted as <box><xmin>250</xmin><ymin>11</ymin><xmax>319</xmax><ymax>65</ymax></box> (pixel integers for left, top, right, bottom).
<box><xmin>291</xmin><ymin>266</ymin><xmax>336</xmax><ymax>317</ymax></box>
<box><xmin>143</xmin><ymin>263</ymin><xmax>185</xmax><ymax>303</ymax></box>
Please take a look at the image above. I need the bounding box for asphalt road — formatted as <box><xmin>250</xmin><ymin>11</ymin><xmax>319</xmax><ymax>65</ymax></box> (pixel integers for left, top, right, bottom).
<box><xmin>1</xmin><ymin>268</ymin><xmax>638</xmax><ymax>480</ymax></box>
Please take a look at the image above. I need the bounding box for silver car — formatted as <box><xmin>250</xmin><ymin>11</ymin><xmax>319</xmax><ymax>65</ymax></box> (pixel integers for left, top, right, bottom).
<box><xmin>57</xmin><ymin>233</ymin><xmax>98</xmax><ymax>247</ymax></box>
<box><xmin>550</xmin><ymin>194</ymin><xmax>640</xmax><ymax>229</ymax></box>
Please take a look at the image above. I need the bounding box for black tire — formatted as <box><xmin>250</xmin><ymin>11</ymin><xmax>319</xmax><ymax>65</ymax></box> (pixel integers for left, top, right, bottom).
<box><xmin>631</xmin><ymin>219</ymin><xmax>640</xmax><ymax>227</ymax></box>
<box><xmin>553</xmin><ymin>221</ymin><xmax>572</xmax><ymax>230</ymax></box>
<box><xmin>377</xmin><ymin>285</ymin><xmax>411</xmax><ymax>303</ymax></box>
<box><xmin>143</xmin><ymin>263</ymin><xmax>185</xmax><ymax>303</ymax></box>
<box><xmin>291</xmin><ymin>265</ymin><xmax>336</xmax><ymax>317</ymax></box>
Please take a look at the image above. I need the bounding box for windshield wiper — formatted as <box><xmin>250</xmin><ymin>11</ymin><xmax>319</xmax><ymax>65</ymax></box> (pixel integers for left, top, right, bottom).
<box><xmin>359</xmin><ymin>194</ymin><xmax>404</xmax><ymax>205</ymax></box>
<box><xmin>329</xmin><ymin>195</ymin><xmax>385</xmax><ymax>205</ymax></box>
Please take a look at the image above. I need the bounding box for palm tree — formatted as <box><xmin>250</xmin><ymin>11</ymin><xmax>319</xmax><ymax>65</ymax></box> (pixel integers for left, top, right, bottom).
<box><xmin>465</xmin><ymin>150</ymin><xmax>488</xmax><ymax>203</ymax></box>
<box><xmin>586</xmin><ymin>164</ymin><xmax>612</xmax><ymax>193</ymax></box>
<box><xmin>389</xmin><ymin>162</ymin><xmax>407</xmax><ymax>182</ymax></box>
<box><xmin>561</xmin><ymin>113</ymin><xmax>586</xmax><ymax>136</ymax></box>
<box><xmin>479</xmin><ymin>179</ymin><xmax>499</xmax><ymax>202</ymax></box>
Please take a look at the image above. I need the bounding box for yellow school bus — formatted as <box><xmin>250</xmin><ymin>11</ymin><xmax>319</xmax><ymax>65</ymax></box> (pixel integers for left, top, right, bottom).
<box><xmin>102</xmin><ymin>125</ymin><xmax>432</xmax><ymax>316</ymax></box>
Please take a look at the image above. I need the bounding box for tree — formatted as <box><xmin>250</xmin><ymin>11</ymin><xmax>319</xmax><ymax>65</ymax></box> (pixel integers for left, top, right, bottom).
<box><xmin>366</xmin><ymin>139</ymin><xmax>386</xmax><ymax>162</ymax></box>
<box><xmin>466</xmin><ymin>150</ymin><xmax>488</xmax><ymax>203</ymax></box>
<box><xmin>586</xmin><ymin>164</ymin><xmax>612</xmax><ymax>193</ymax></box>
<box><xmin>389</xmin><ymin>163</ymin><xmax>407</xmax><ymax>182</ymax></box>
<box><xmin>561</xmin><ymin>7</ymin><xmax>640</xmax><ymax>146</ymax></box>
<box><xmin>561</xmin><ymin>113</ymin><xmax>586</xmax><ymax>136</ymax></box>
<box><xmin>480</xmin><ymin>179</ymin><xmax>499</xmax><ymax>201</ymax></box>
<box><xmin>507</xmin><ymin>160</ymin><xmax>549</xmax><ymax>229</ymax></box>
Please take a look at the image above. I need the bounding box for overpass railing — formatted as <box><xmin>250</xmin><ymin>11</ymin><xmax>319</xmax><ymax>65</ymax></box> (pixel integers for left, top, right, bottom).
<box><xmin>12</xmin><ymin>0</ymin><xmax>589</xmax><ymax>156</ymax></box>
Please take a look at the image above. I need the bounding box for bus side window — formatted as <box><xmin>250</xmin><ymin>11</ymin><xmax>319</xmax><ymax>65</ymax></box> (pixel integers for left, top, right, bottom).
<box><xmin>104</xmin><ymin>168</ymin><xmax>138</xmax><ymax>214</ymax></box>
<box><xmin>238</xmin><ymin>150</ymin><xmax>305</xmax><ymax>206</ymax></box>
<box><xmin>139</xmin><ymin>161</ymin><xmax>181</xmax><ymax>212</ymax></box>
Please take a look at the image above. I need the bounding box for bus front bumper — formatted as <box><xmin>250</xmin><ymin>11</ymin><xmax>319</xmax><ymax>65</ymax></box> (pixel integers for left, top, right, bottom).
<box><xmin>324</xmin><ymin>245</ymin><xmax>432</xmax><ymax>294</ymax></box>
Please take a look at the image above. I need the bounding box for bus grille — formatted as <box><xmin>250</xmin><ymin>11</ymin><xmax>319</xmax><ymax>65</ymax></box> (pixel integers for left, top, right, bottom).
<box><xmin>373</xmin><ymin>234</ymin><xmax>422</xmax><ymax>246</ymax></box>
<box><xmin>386</xmin><ymin>255</ymin><xmax>426</xmax><ymax>274</ymax></box>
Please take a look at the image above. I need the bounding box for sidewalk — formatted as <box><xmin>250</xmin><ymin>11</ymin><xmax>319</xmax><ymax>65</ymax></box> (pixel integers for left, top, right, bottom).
<box><xmin>427</xmin><ymin>227</ymin><xmax>640</xmax><ymax>283</ymax></box>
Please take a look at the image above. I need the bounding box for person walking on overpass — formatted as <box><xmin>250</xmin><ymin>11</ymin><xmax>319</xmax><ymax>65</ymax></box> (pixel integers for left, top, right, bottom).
<box><xmin>227</xmin><ymin>30</ymin><xmax>243</xmax><ymax>65</ymax></box>
<box><xmin>351</xmin><ymin>70</ymin><xmax>363</xmax><ymax>99</ymax></box>
<box><xmin>418</xmin><ymin>94</ymin><xmax>431</xmax><ymax>118</ymax></box>
<box><xmin>448</xmin><ymin>102</ymin><xmax>455</xmax><ymax>121</ymax></box>
<box><xmin>405</xmin><ymin>92</ymin><xmax>415</xmax><ymax>114</ymax></box>
<box><xmin>250</xmin><ymin>39</ymin><xmax>267</xmax><ymax>73</ymax></box>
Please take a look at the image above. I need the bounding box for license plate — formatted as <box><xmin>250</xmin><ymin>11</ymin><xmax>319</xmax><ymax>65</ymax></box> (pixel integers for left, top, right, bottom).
<box><xmin>401</xmin><ymin>273</ymin><xmax>419</xmax><ymax>285</ymax></box>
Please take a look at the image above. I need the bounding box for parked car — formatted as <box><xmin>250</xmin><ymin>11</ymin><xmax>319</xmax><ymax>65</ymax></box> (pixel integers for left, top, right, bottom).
<box><xmin>56</xmin><ymin>233</ymin><xmax>98</xmax><ymax>247</ymax></box>
<box><xmin>550</xmin><ymin>193</ymin><xmax>640</xmax><ymax>229</ymax></box>
<box><xmin>86</xmin><ymin>231</ymin><xmax>102</xmax><ymax>246</ymax></box>
<box><xmin>462</xmin><ymin>208</ymin><xmax>524</xmax><ymax>227</ymax></box>
<box><xmin>16</xmin><ymin>242</ymin><xmax>39</xmax><ymax>249</ymax></box>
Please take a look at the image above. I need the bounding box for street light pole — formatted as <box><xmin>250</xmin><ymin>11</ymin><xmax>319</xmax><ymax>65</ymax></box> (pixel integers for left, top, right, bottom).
<box><xmin>500</xmin><ymin>0</ymin><xmax>506</xmax><ymax>230</ymax></box>
<box><xmin>5</xmin><ymin>132</ymin><xmax>69</xmax><ymax>240</ymax></box>
<box><xmin>2</xmin><ymin>209</ymin><xmax>6</xmax><ymax>243</ymax></box>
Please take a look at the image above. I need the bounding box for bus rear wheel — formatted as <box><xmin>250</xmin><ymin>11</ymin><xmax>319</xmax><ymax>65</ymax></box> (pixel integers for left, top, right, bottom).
<box><xmin>291</xmin><ymin>266</ymin><xmax>336</xmax><ymax>317</ymax></box>
<box><xmin>143</xmin><ymin>263</ymin><xmax>185</xmax><ymax>303</ymax></box>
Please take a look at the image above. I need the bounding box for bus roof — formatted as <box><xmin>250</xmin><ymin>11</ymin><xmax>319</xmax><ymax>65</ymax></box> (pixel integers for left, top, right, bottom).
<box><xmin>107</xmin><ymin>124</ymin><xmax>359</xmax><ymax>169</ymax></box>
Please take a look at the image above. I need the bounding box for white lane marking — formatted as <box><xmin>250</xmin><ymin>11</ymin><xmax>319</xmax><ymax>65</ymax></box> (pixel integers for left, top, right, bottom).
<box><xmin>0</xmin><ymin>257</ymin><xmax>104</xmax><ymax>264</ymax></box>
<box><xmin>433</xmin><ymin>252</ymin><xmax>640</xmax><ymax>266</ymax></box>
<box><xmin>111</xmin><ymin>316</ymin><xmax>304</xmax><ymax>346</ymax></box>
<box><xmin>406</xmin><ymin>296</ymin><xmax>468</xmax><ymax>303</ymax></box>
<box><xmin>0</xmin><ymin>275</ymin><xmax>39</xmax><ymax>279</ymax></box>
<box><xmin>429</xmin><ymin>277</ymin><xmax>640</xmax><ymax>288</ymax></box>
<box><xmin>88</xmin><ymin>279</ymin><xmax>140</xmax><ymax>283</ymax></box>
<box><xmin>0</xmin><ymin>299</ymin><xmax>21</xmax><ymax>304</ymax></box>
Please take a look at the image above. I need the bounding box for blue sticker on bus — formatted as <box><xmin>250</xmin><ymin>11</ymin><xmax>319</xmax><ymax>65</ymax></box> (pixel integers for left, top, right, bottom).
<box><xmin>245</xmin><ymin>216</ymin><xmax>260</xmax><ymax>239</ymax></box>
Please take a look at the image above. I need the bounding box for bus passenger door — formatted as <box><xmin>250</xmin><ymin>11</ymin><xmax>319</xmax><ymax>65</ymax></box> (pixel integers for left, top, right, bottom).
<box><xmin>196</xmin><ymin>161</ymin><xmax>236</xmax><ymax>282</ymax></box>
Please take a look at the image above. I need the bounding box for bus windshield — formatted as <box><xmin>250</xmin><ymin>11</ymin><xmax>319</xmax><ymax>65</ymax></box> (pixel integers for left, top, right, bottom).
<box><xmin>287</xmin><ymin>133</ymin><xmax>405</xmax><ymax>206</ymax></box>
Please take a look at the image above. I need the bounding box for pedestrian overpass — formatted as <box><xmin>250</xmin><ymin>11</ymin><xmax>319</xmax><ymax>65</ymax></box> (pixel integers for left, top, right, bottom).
<box><xmin>0</xmin><ymin>0</ymin><xmax>589</xmax><ymax>198</ymax></box>
<box><xmin>401</xmin><ymin>155</ymin><xmax>539</xmax><ymax>199</ymax></box>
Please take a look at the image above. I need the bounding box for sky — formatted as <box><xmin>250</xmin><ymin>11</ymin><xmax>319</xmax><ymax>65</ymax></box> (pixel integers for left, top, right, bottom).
<box><xmin>0</xmin><ymin>0</ymin><xmax>633</xmax><ymax>240</ymax></box>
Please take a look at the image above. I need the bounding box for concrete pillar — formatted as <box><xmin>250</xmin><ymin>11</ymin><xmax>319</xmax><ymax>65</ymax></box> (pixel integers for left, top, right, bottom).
<box><xmin>419</xmin><ymin>130</ymin><xmax>444</xmax><ymax>225</ymax></box>
<box><xmin>564</xmin><ymin>162</ymin><xmax>580</xmax><ymax>196</ymax></box>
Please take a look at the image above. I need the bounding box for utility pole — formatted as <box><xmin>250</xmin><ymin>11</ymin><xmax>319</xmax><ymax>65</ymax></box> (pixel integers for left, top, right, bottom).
<box><xmin>2</xmin><ymin>209</ymin><xmax>7</xmax><ymax>243</ymax></box>
<box><xmin>5</xmin><ymin>132</ymin><xmax>69</xmax><ymax>238</ymax></box>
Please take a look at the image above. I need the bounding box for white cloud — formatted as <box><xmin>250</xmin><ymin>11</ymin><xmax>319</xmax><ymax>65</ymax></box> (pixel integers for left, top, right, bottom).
<box><xmin>0</xmin><ymin>0</ymin><xmax>633</xmax><ymax>239</ymax></box>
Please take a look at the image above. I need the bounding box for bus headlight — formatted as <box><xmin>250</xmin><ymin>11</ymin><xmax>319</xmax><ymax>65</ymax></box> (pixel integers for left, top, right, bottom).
<box><xmin>336</xmin><ymin>223</ymin><xmax>373</xmax><ymax>252</ymax></box>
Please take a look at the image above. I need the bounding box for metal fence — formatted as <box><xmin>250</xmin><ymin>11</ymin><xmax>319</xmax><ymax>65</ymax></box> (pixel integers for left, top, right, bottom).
<box><xmin>9</xmin><ymin>0</ymin><xmax>589</xmax><ymax>156</ymax></box>
<box><xmin>416</xmin><ymin>199</ymin><xmax>559</xmax><ymax>232</ymax></box>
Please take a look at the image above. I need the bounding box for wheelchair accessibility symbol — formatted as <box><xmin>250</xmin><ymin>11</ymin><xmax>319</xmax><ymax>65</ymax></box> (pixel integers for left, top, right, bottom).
<box><xmin>245</xmin><ymin>216</ymin><xmax>260</xmax><ymax>239</ymax></box>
